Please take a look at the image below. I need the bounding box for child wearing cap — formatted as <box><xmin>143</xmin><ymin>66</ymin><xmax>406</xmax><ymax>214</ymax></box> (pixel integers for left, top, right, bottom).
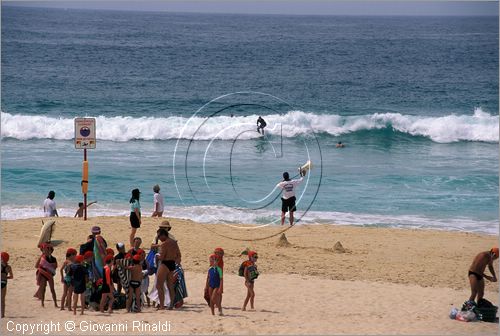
<box><xmin>242</xmin><ymin>251</ymin><xmax>259</xmax><ymax>311</ymax></box>
<box><xmin>99</xmin><ymin>255</ymin><xmax>115</xmax><ymax>313</ymax></box>
<box><xmin>70</xmin><ymin>255</ymin><xmax>87</xmax><ymax>315</ymax></box>
<box><xmin>60</xmin><ymin>248</ymin><xmax>77</xmax><ymax>310</ymax></box>
<box><xmin>468</xmin><ymin>247</ymin><xmax>499</xmax><ymax>304</ymax></box>
<box><xmin>35</xmin><ymin>243</ymin><xmax>58</xmax><ymax>308</ymax></box>
<box><xmin>205</xmin><ymin>254</ymin><xmax>223</xmax><ymax>316</ymax></box>
<box><xmin>127</xmin><ymin>254</ymin><xmax>143</xmax><ymax>313</ymax></box>
<box><xmin>1</xmin><ymin>252</ymin><xmax>14</xmax><ymax>318</ymax></box>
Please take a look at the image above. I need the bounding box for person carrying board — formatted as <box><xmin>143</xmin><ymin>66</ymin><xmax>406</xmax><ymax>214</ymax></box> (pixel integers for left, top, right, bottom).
<box><xmin>276</xmin><ymin>169</ymin><xmax>306</xmax><ymax>226</ymax></box>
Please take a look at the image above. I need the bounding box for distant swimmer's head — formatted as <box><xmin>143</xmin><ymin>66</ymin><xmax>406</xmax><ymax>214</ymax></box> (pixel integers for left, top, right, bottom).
<box><xmin>283</xmin><ymin>172</ymin><xmax>290</xmax><ymax>181</ymax></box>
<box><xmin>47</xmin><ymin>191</ymin><xmax>55</xmax><ymax>199</ymax></box>
<box><xmin>491</xmin><ymin>247</ymin><xmax>499</xmax><ymax>259</ymax></box>
<box><xmin>153</xmin><ymin>184</ymin><xmax>160</xmax><ymax>193</ymax></box>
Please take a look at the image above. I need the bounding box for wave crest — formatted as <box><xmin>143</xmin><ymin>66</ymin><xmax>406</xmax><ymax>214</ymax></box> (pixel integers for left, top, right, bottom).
<box><xmin>1</xmin><ymin>108</ymin><xmax>497</xmax><ymax>143</ymax></box>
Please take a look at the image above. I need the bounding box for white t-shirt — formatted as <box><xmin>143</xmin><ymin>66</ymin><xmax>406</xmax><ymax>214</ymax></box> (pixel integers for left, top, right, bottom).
<box><xmin>43</xmin><ymin>198</ymin><xmax>57</xmax><ymax>217</ymax></box>
<box><xmin>153</xmin><ymin>192</ymin><xmax>164</xmax><ymax>212</ymax></box>
<box><xmin>276</xmin><ymin>177</ymin><xmax>303</xmax><ymax>200</ymax></box>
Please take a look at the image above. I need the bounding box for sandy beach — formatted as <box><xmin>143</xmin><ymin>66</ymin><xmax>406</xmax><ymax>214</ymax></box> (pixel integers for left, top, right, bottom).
<box><xmin>0</xmin><ymin>216</ymin><xmax>498</xmax><ymax>335</ymax></box>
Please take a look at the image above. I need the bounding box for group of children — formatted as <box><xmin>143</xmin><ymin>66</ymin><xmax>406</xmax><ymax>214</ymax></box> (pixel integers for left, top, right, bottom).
<box><xmin>1</xmin><ymin>229</ymin><xmax>260</xmax><ymax>318</ymax></box>
<box><xmin>204</xmin><ymin>247</ymin><xmax>259</xmax><ymax>316</ymax></box>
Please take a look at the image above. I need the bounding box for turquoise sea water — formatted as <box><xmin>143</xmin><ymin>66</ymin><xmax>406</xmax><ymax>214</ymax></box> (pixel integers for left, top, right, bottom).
<box><xmin>1</xmin><ymin>6</ymin><xmax>498</xmax><ymax>233</ymax></box>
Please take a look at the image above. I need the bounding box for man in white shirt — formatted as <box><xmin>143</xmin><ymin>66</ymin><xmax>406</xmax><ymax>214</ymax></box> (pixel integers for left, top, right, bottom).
<box><xmin>43</xmin><ymin>190</ymin><xmax>58</xmax><ymax>217</ymax></box>
<box><xmin>152</xmin><ymin>184</ymin><xmax>165</xmax><ymax>217</ymax></box>
<box><xmin>276</xmin><ymin>171</ymin><xmax>305</xmax><ymax>226</ymax></box>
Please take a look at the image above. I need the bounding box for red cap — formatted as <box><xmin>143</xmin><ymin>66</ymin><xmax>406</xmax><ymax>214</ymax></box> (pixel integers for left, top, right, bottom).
<box><xmin>66</xmin><ymin>248</ymin><xmax>77</xmax><ymax>255</ymax></box>
<box><xmin>133</xmin><ymin>254</ymin><xmax>142</xmax><ymax>261</ymax></box>
<box><xmin>124</xmin><ymin>253</ymin><xmax>132</xmax><ymax>259</ymax></box>
<box><xmin>83</xmin><ymin>251</ymin><xmax>93</xmax><ymax>259</ymax></box>
<box><xmin>75</xmin><ymin>255</ymin><xmax>84</xmax><ymax>263</ymax></box>
<box><xmin>248</xmin><ymin>251</ymin><xmax>257</xmax><ymax>259</ymax></box>
<box><xmin>106</xmin><ymin>248</ymin><xmax>114</xmax><ymax>256</ymax></box>
<box><xmin>1</xmin><ymin>252</ymin><xmax>9</xmax><ymax>263</ymax></box>
<box><xmin>104</xmin><ymin>255</ymin><xmax>114</xmax><ymax>263</ymax></box>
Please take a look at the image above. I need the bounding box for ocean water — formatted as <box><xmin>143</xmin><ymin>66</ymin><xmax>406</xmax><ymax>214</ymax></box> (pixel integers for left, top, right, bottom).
<box><xmin>1</xmin><ymin>6</ymin><xmax>498</xmax><ymax>234</ymax></box>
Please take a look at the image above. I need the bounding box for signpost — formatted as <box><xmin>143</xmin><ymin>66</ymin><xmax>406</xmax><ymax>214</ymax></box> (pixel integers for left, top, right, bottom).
<box><xmin>75</xmin><ymin>118</ymin><xmax>96</xmax><ymax>220</ymax></box>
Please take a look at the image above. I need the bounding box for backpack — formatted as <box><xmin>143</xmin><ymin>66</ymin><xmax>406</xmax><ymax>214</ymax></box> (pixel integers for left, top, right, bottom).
<box><xmin>238</xmin><ymin>261</ymin><xmax>248</xmax><ymax>277</ymax></box>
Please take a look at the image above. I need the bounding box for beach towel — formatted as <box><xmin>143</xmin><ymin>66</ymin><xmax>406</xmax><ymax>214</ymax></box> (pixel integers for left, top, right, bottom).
<box><xmin>36</xmin><ymin>255</ymin><xmax>56</xmax><ymax>284</ymax></box>
<box><xmin>173</xmin><ymin>264</ymin><xmax>188</xmax><ymax>308</ymax></box>
<box><xmin>93</xmin><ymin>235</ymin><xmax>107</xmax><ymax>279</ymax></box>
<box><xmin>148</xmin><ymin>275</ymin><xmax>171</xmax><ymax>307</ymax></box>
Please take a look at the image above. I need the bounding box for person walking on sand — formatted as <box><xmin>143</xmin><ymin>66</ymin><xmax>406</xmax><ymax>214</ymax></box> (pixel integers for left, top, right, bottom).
<box><xmin>35</xmin><ymin>243</ymin><xmax>58</xmax><ymax>308</ymax></box>
<box><xmin>242</xmin><ymin>251</ymin><xmax>259</xmax><ymax>311</ymax></box>
<box><xmin>43</xmin><ymin>191</ymin><xmax>58</xmax><ymax>217</ymax></box>
<box><xmin>276</xmin><ymin>170</ymin><xmax>305</xmax><ymax>226</ymax></box>
<box><xmin>156</xmin><ymin>228</ymin><xmax>181</xmax><ymax>310</ymax></box>
<box><xmin>468</xmin><ymin>247</ymin><xmax>498</xmax><ymax>304</ymax></box>
<box><xmin>151</xmin><ymin>184</ymin><xmax>164</xmax><ymax>218</ymax></box>
<box><xmin>129</xmin><ymin>188</ymin><xmax>142</xmax><ymax>247</ymax></box>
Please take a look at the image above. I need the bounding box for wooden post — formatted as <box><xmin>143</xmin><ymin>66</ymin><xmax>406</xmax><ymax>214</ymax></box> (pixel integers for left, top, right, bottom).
<box><xmin>84</xmin><ymin>148</ymin><xmax>87</xmax><ymax>220</ymax></box>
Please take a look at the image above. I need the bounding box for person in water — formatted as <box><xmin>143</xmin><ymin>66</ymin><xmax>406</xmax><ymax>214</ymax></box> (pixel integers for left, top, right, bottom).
<box><xmin>336</xmin><ymin>141</ymin><xmax>345</xmax><ymax>148</ymax></box>
<box><xmin>276</xmin><ymin>170</ymin><xmax>306</xmax><ymax>226</ymax></box>
<box><xmin>74</xmin><ymin>201</ymin><xmax>97</xmax><ymax>218</ymax></box>
<box><xmin>468</xmin><ymin>247</ymin><xmax>498</xmax><ymax>304</ymax></box>
<box><xmin>257</xmin><ymin>116</ymin><xmax>267</xmax><ymax>135</ymax></box>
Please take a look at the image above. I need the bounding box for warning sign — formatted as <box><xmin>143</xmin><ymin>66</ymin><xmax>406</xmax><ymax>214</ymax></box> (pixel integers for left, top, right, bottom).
<box><xmin>75</xmin><ymin>118</ymin><xmax>96</xmax><ymax>149</ymax></box>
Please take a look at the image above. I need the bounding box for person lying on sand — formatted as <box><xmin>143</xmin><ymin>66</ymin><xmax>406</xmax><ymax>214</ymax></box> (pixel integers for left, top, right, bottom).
<box><xmin>468</xmin><ymin>247</ymin><xmax>498</xmax><ymax>304</ymax></box>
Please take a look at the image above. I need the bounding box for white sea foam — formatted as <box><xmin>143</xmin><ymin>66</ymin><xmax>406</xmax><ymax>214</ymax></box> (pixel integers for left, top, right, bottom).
<box><xmin>1</xmin><ymin>108</ymin><xmax>497</xmax><ymax>143</ymax></box>
<box><xmin>1</xmin><ymin>204</ymin><xmax>497</xmax><ymax>235</ymax></box>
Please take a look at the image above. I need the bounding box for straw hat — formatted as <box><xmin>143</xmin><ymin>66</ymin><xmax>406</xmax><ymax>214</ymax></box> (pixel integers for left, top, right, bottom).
<box><xmin>159</xmin><ymin>220</ymin><xmax>171</xmax><ymax>230</ymax></box>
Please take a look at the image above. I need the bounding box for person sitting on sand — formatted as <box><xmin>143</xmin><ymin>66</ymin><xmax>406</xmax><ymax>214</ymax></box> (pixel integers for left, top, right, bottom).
<box><xmin>99</xmin><ymin>255</ymin><xmax>115</xmax><ymax>313</ymax></box>
<box><xmin>60</xmin><ymin>248</ymin><xmax>77</xmax><ymax>310</ymax></box>
<box><xmin>35</xmin><ymin>243</ymin><xmax>58</xmax><ymax>308</ymax></box>
<box><xmin>468</xmin><ymin>247</ymin><xmax>498</xmax><ymax>304</ymax></box>
<box><xmin>206</xmin><ymin>254</ymin><xmax>223</xmax><ymax>316</ymax></box>
<box><xmin>152</xmin><ymin>184</ymin><xmax>164</xmax><ymax>218</ymax></box>
<box><xmin>70</xmin><ymin>255</ymin><xmax>87</xmax><ymax>315</ymax></box>
<box><xmin>1</xmin><ymin>252</ymin><xmax>14</xmax><ymax>318</ymax></box>
<box><xmin>276</xmin><ymin>170</ymin><xmax>306</xmax><ymax>226</ymax></box>
<box><xmin>156</xmin><ymin>228</ymin><xmax>181</xmax><ymax>310</ymax></box>
<box><xmin>43</xmin><ymin>191</ymin><xmax>58</xmax><ymax>217</ymax></box>
<box><xmin>242</xmin><ymin>251</ymin><xmax>259</xmax><ymax>311</ymax></box>
<box><xmin>127</xmin><ymin>254</ymin><xmax>143</xmax><ymax>313</ymax></box>
<box><xmin>74</xmin><ymin>201</ymin><xmax>97</xmax><ymax>218</ymax></box>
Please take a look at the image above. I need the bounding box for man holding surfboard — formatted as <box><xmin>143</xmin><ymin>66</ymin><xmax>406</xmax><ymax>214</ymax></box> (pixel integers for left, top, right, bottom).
<box><xmin>276</xmin><ymin>166</ymin><xmax>307</xmax><ymax>226</ymax></box>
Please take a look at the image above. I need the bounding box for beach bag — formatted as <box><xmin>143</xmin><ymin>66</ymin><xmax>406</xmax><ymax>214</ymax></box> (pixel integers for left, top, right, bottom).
<box><xmin>112</xmin><ymin>293</ymin><xmax>127</xmax><ymax>310</ymax></box>
<box><xmin>477</xmin><ymin>298</ymin><xmax>498</xmax><ymax>322</ymax></box>
<box><xmin>146</xmin><ymin>250</ymin><xmax>157</xmax><ymax>275</ymax></box>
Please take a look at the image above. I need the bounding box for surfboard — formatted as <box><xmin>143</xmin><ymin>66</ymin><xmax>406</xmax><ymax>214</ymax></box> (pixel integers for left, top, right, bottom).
<box><xmin>38</xmin><ymin>220</ymin><xmax>56</xmax><ymax>247</ymax></box>
<box><xmin>299</xmin><ymin>160</ymin><xmax>312</xmax><ymax>174</ymax></box>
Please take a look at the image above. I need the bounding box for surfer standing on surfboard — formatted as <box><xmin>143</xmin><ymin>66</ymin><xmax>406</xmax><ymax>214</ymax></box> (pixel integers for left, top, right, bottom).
<box><xmin>276</xmin><ymin>170</ymin><xmax>306</xmax><ymax>226</ymax></box>
<box><xmin>256</xmin><ymin>116</ymin><xmax>267</xmax><ymax>135</ymax></box>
